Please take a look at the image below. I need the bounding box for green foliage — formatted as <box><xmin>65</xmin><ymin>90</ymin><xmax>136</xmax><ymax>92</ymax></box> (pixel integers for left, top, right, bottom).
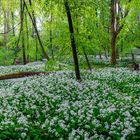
<box><xmin>0</xmin><ymin>48</ymin><xmax>14</xmax><ymax>65</ymax></box>
<box><xmin>0</xmin><ymin>0</ymin><xmax>139</xmax><ymax>65</ymax></box>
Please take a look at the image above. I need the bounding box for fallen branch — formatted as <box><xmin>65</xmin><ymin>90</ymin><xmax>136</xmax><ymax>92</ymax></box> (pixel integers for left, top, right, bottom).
<box><xmin>0</xmin><ymin>72</ymin><xmax>49</xmax><ymax>80</ymax></box>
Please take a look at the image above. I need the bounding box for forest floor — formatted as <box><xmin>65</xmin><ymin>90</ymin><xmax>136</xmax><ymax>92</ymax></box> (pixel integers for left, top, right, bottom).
<box><xmin>0</xmin><ymin>62</ymin><xmax>140</xmax><ymax>139</ymax></box>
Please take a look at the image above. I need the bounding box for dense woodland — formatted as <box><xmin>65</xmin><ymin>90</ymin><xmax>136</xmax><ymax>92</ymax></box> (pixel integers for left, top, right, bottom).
<box><xmin>0</xmin><ymin>0</ymin><xmax>140</xmax><ymax>78</ymax></box>
<box><xmin>0</xmin><ymin>0</ymin><xmax>140</xmax><ymax>139</ymax></box>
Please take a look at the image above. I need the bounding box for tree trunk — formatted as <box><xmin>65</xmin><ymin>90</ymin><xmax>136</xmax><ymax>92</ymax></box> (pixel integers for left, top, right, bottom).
<box><xmin>131</xmin><ymin>52</ymin><xmax>135</xmax><ymax>63</ymax></box>
<box><xmin>104</xmin><ymin>49</ymin><xmax>108</xmax><ymax>59</ymax></box>
<box><xmin>64</xmin><ymin>0</ymin><xmax>81</xmax><ymax>80</ymax></box>
<box><xmin>110</xmin><ymin>0</ymin><xmax>117</xmax><ymax>65</ymax></box>
<box><xmin>23</xmin><ymin>0</ymin><xmax>50</xmax><ymax>60</ymax></box>
<box><xmin>35</xmin><ymin>36</ymin><xmax>38</xmax><ymax>61</ymax></box>
<box><xmin>11</xmin><ymin>12</ymin><xmax>15</xmax><ymax>36</ymax></box>
<box><xmin>4</xmin><ymin>10</ymin><xmax>7</xmax><ymax>49</ymax></box>
<box><xmin>25</xmin><ymin>12</ymin><xmax>30</xmax><ymax>62</ymax></box>
<box><xmin>82</xmin><ymin>47</ymin><xmax>92</xmax><ymax>71</ymax></box>
<box><xmin>20</xmin><ymin>0</ymin><xmax>26</xmax><ymax>65</ymax></box>
<box><xmin>116</xmin><ymin>48</ymin><xmax>119</xmax><ymax>59</ymax></box>
<box><xmin>50</xmin><ymin>13</ymin><xmax>54</xmax><ymax>60</ymax></box>
<box><xmin>99</xmin><ymin>51</ymin><xmax>102</xmax><ymax>59</ymax></box>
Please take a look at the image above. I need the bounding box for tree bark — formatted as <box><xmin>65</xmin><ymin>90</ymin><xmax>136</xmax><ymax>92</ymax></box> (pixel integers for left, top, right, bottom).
<box><xmin>35</xmin><ymin>36</ymin><xmax>38</xmax><ymax>61</ymax></box>
<box><xmin>82</xmin><ymin>47</ymin><xmax>92</xmax><ymax>71</ymax></box>
<box><xmin>131</xmin><ymin>52</ymin><xmax>135</xmax><ymax>63</ymax></box>
<box><xmin>4</xmin><ymin>10</ymin><xmax>8</xmax><ymax>49</ymax></box>
<box><xmin>25</xmin><ymin>12</ymin><xmax>30</xmax><ymax>62</ymax></box>
<box><xmin>99</xmin><ymin>51</ymin><xmax>102</xmax><ymax>60</ymax></box>
<box><xmin>20</xmin><ymin>0</ymin><xmax>27</xmax><ymax>65</ymax></box>
<box><xmin>110</xmin><ymin>0</ymin><xmax>131</xmax><ymax>64</ymax></box>
<box><xmin>64</xmin><ymin>0</ymin><xmax>81</xmax><ymax>80</ymax></box>
<box><xmin>110</xmin><ymin>0</ymin><xmax>117</xmax><ymax>65</ymax></box>
<box><xmin>50</xmin><ymin>1</ymin><xmax>54</xmax><ymax>60</ymax></box>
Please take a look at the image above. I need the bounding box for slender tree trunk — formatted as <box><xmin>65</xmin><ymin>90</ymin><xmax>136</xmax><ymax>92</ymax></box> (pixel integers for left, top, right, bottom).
<box><xmin>4</xmin><ymin>10</ymin><xmax>7</xmax><ymax>49</ymax></box>
<box><xmin>23</xmin><ymin>0</ymin><xmax>50</xmax><ymax>60</ymax></box>
<box><xmin>6</xmin><ymin>10</ymin><xmax>10</xmax><ymax>44</ymax></box>
<box><xmin>25</xmin><ymin>12</ymin><xmax>29</xmax><ymax>62</ymax></box>
<box><xmin>104</xmin><ymin>48</ymin><xmax>108</xmax><ymax>59</ymax></box>
<box><xmin>99</xmin><ymin>51</ymin><xmax>102</xmax><ymax>59</ymax></box>
<box><xmin>50</xmin><ymin>29</ymin><xmax>54</xmax><ymax>60</ymax></box>
<box><xmin>13</xmin><ymin>23</ymin><xmax>22</xmax><ymax>64</ymax></box>
<box><xmin>13</xmin><ymin>0</ymin><xmax>26</xmax><ymax>64</ymax></box>
<box><xmin>64</xmin><ymin>0</ymin><xmax>81</xmax><ymax>80</ymax></box>
<box><xmin>35</xmin><ymin>36</ymin><xmax>38</xmax><ymax>61</ymax></box>
<box><xmin>22</xmin><ymin>34</ymin><xmax>26</xmax><ymax>64</ymax></box>
<box><xmin>50</xmin><ymin>1</ymin><xmax>54</xmax><ymax>60</ymax></box>
<box><xmin>131</xmin><ymin>52</ymin><xmax>135</xmax><ymax>63</ymax></box>
<box><xmin>20</xmin><ymin>0</ymin><xmax>26</xmax><ymax>65</ymax></box>
<box><xmin>82</xmin><ymin>47</ymin><xmax>92</xmax><ymax>71</ymax></box>
<box><xmin>111</xmin><ymin>0</ymin><xmax>117</xmax><ymax>65</ymax></box>
<box><xmin>11</xmin><ymin>12</ymin><xmax>15</xmax><ymax>36</ymax></box>
<box><xmin>75</xmin><ymin>8</ymin><xmax>91</xmax><ymax>71</ymax></box>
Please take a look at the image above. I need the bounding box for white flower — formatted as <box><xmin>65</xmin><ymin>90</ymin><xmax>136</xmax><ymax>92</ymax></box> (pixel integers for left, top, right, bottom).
<box><xmin>21</xmin><ymin>132</ymin><xmax>26</xmax><ymax>139</ymax></box>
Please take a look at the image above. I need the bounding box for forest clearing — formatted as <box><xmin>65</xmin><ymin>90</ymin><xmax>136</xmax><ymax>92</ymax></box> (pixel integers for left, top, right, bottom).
<box><xmin>0</xmin><ymin>0</ymin><xmax>140</xmax><ymax>139</ymax></box>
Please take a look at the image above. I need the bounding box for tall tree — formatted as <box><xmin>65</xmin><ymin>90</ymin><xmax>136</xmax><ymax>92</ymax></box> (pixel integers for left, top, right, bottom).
<box><xmin>20</xmin><ymin>0</ymin><xmax>27</xmax><ymax>64</ymax></box>
<box><xmin>110</xmin><ymin>0</ymin><xmax>117</xmax><ymax>65</ymax></box>
<box><xmin>64</xmin><ymin>0</ymin><xmax>81</xmax><ymax>80</ymax></box>
<box><xmin>23</xmin><ymin>0</ymin><xmax>50</xmax><ymax>60</ymax></box>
